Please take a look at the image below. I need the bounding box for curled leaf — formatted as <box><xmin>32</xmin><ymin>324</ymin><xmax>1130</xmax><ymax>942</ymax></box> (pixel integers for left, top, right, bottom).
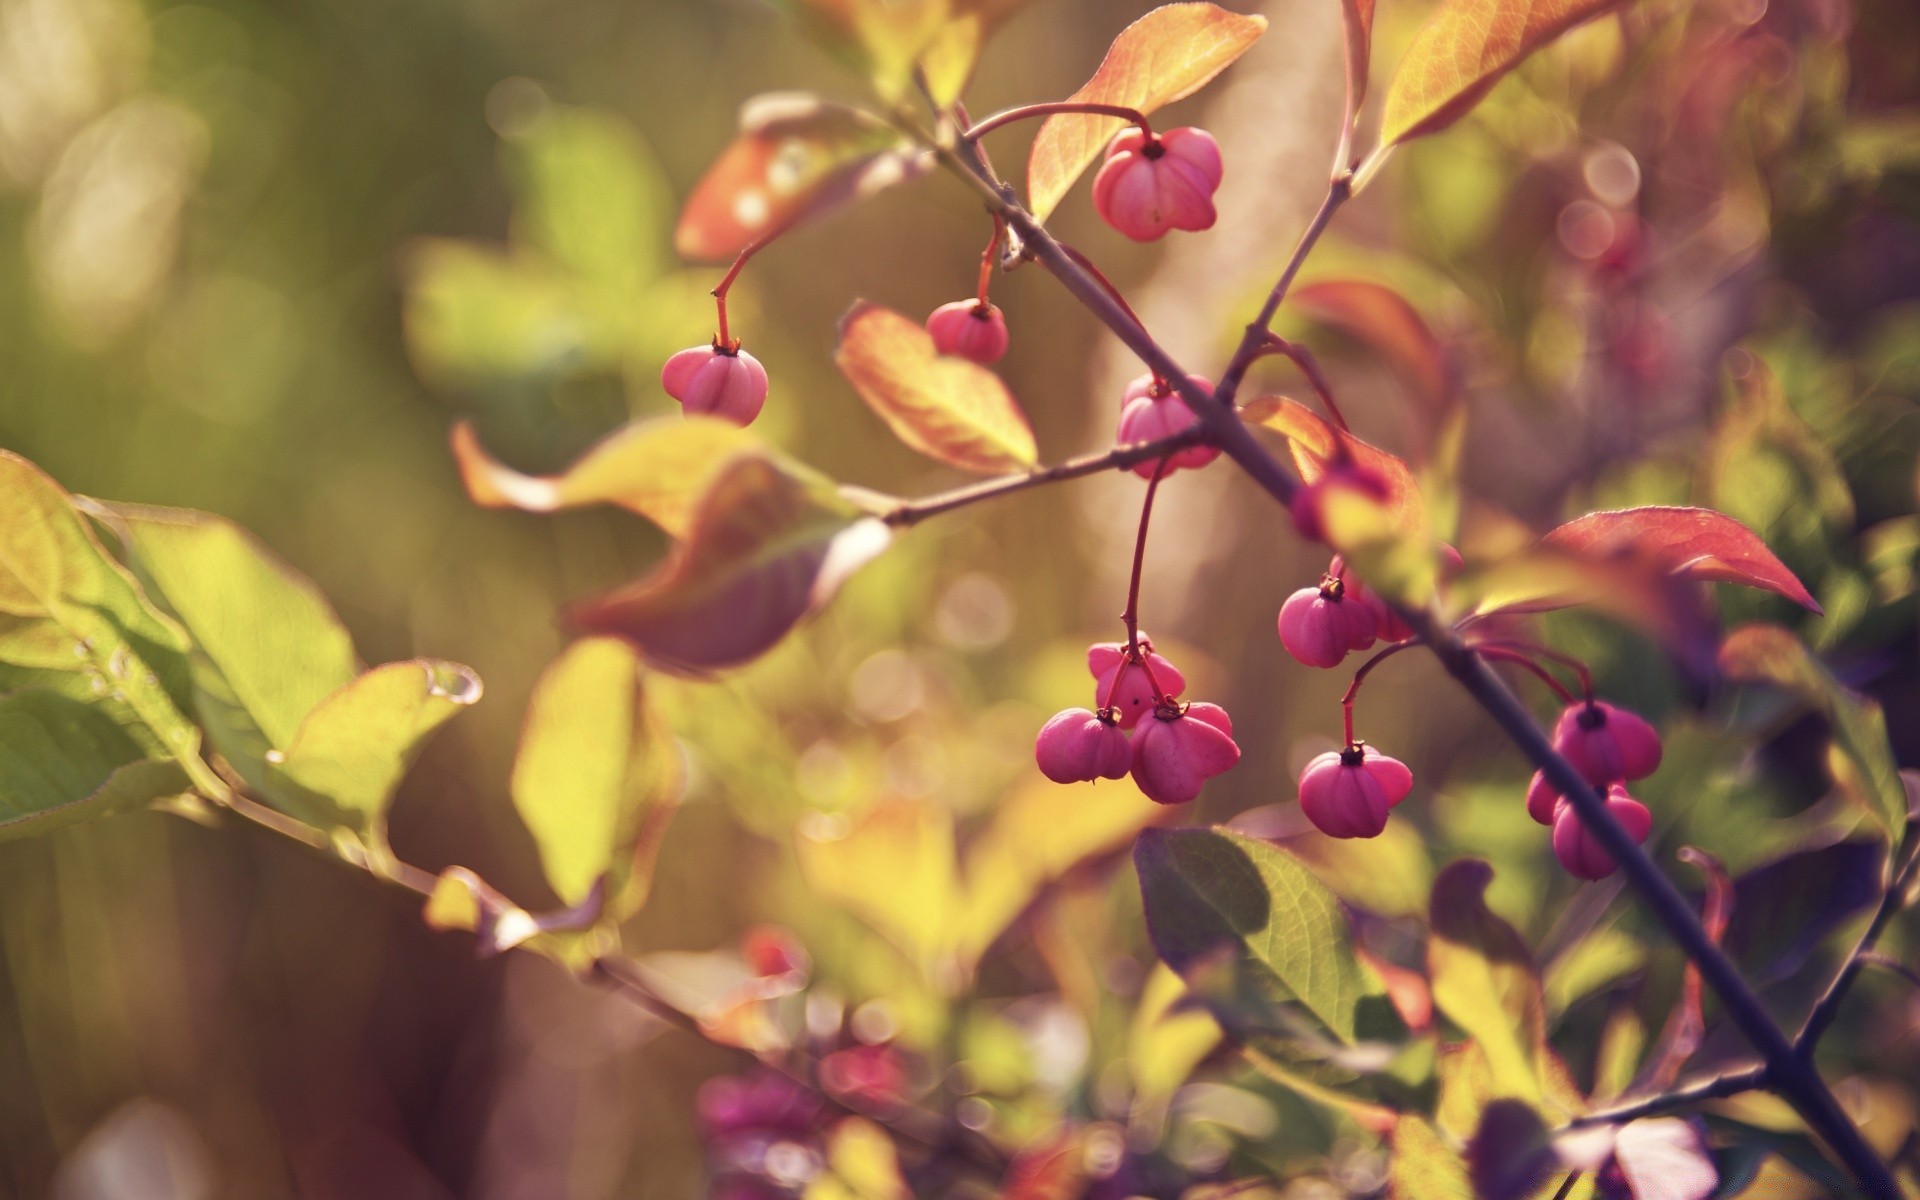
<box><xmin>1242</xmin><ymin>396</ymin><xmax>1425</xmax><ymax>536</ymax></box>
<box><xmin>1543</xmin><ymin>506</ymin><xmax>1820</xmax><ymax>613</ymax></box>
<box><xmin>1380</xmin><ymin>0</ymin><xmax>1632</xmax><ymax>145</ymax></box>
<box><xmin>1026</xmin><ymin>3</ymin><xmax>1267</xmax><ymax>221</ymax></box>
<box><xmin>567</xmin><ymin>453</ymin><xmax>891</xmax><ymax>674</ymax></box>
<box><xmin>450</xmin><ymin>416</ymin><xmax>761</xmax><ymax>539</ymax></box>
<box><xmin>674</xmin><ymin>94</ymin><xmax>926</xmax><ymax>263</ymax></box>
<box><xmin>834</xmin><ymin>300</ymin><xmax>1036</xmax><ymax>474</ymax></box>
<box><xmin>1339</xmin><ymin>0</ymin><xmax>1377</xmax><ymax>116</ymax></box>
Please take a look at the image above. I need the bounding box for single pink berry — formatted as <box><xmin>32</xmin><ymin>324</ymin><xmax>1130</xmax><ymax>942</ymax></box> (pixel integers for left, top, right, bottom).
<box><xmin>1296</xmin><ymin>744</ymin><xmax>1415</xmax><ymax>839</ymax></box>
<box><xmin>1115</xmin><ymin>373</ymin><xmax>1220</xmax><ymax>476</ymax></box>
<box><xmin>1087</xmin><ymin>636</ymin><xmax>1187</xmax><ymax>730</ymax></box>
<box><xmin>1130</xmin><ymin>702</ymin><xmax>1240</xmax><ymax>805</ymax></box>
<box><xmin>1277</xmin><ymin>580</ymin><xmax>1378</xmax><ymax>668</ymax></box>
<box><xmin>1552</xmin><ymin>784</ymin><xmax>1653</xmax><ymax>880</ymax></box>
<box><xmin>661</xmin><ymin>344</ymin><xmax>768</xmax><ymax>425</ymax></box>
<box><xmin>1034</xmin><ymin>707</ymin><xmax>1133</xmax><ymax>783</ymax></box>
<box><xmin>1290</xmin><ymin>461</ymin><xmax>1393</xmax><ymax>541</ymax></box>
<box><xmin>925</xmin><ymin>300</ymin><xmax>1009</xmax><ymax>365</ymax></box>
<box><xmin>1552</xmin><ymin>701</ymin><xmax>1663</xmax><ymax>786</ymax></box>
<box><xmin>1091</xmin><ymin>127</ymin><xmax>1223</xmax><ymax>242</ymax></box>
<box><xmin>1525</xmin><ymin>770</ymin><xmax>1559</xmax><ymax>826</ymax></box>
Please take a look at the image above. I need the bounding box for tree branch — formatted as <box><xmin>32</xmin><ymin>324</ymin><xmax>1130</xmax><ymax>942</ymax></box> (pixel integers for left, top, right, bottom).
<box><xmin>1795</xmin><ymin>834</ymin><xmax>1920</xmax><ymax>1057</ymax></box>
<box><xmin>876</xmin><ymin>434</ymin><xmax>1205</xmax><ymax>528</ymax></box>
<box><xmin>1562</xmin><ymin>1065</ymin><xmax>1769</xmax><ymax>1130</ymax></box>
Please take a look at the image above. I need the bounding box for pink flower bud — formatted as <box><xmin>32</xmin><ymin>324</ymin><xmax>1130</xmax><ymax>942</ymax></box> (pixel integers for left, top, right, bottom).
<box><xmin>1552</xmin><ymin>785</ymin><xmax>1653</xmax><ymax>880</ymax></box>
<box><xmin>1115</xmin><ymin>373</ymin><xmax>1220</xmax><ymax>476</ymax></box>
<box><xmin>1087</xmin><ymin>636</ymin><xmax>1188</xmax><ymax>730</ymax></box>
<box><xmin>1092</xmin><ymin>127</ymin><xmax>1223</xmax><ymax>242</ymax></box>
<box><xmin>1130</xmin><ymin>702</ymin><xmax>1240</xmax><ymax>805</ymax></box>
<box><xmin>925</xmin><ymin>300</ymin><xmax>1009</xmax><ymax>365</ymax></box>
<box><xmin>1297</xmin><ymin>744</ymin><xmax>1414</xmax><ymax>839</ymax></box>
<box><xmin>1034</xmin><ymin>707</ymin><xmax>1133</xmax><ymax>783</ymax></box>
<box><xmin>1290</xmin><ymin>461</ymin><xmax>1393</xmax><ymax>541</ymax></box>
<box><xmin>1552</xmin><ymin>701</ymin><xmax>1663</xmax><ymax>785</ymax></box>
<box><xmin>1277</xmin><ymin>582</ymin><xmax>1378</xmax><ymax>668</ymax></box>
<box><xmin>1525</xmin><ymin>770</ymin><xmax>1559</xmax><ymax>826</ymax></box>
<box><xmin>661</xmin><ymin>344</ymin><xmax>768</xmax><ymax>425</ymax></box>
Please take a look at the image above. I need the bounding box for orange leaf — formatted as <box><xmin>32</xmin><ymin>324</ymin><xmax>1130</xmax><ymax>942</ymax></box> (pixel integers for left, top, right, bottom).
<box><xmin>674</xmin><ymin>94</ymin><xmax>925</xmax><ymax>263</ymax></box>
<box><xmin>1292</xmin><ymin>279</ymin><xmax>1448</xmax><ymax>412</ymax></box>
<box><xmin>449</xmin><ymin>417</ymin><xmax>761</xmax><ymax>539</ymax></box>
<box><xmin>568</xmin><ymin>454</ymin><xmax>891</xmax><ymax>674</ymax></box>
<box><xmin>1341</xmin><ymin>0</ymin><xmax>1376</xmax><ymax>113</ymax></box>
<box><xmin>1026</xmin><ymin>3</ymin><xmax>1266</xmax><ymax>221</ymax></box>
<box><xmin>834</xmin><ymin>300</ymin><xmax>1037</xmax><ymax>474</ymax></box>
<box><xmin>1379</xmin><ymin>0</ymin><xmax>1632</xmax><ymax>145</ymax></box>
<box><xmin>1242</xmin><ymin>396</ymin><xmax>1425</xmax><ymax>534</ymax></box>
<box><xmin>1542</xmin><ymin>506</ymin><xmax>1820</xmax><ymax>612</ymax></box>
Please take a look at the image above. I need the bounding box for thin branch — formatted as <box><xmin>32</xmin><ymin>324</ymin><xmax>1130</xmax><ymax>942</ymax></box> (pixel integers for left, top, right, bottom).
<box><xmin>876</xmin><ymin>430</ymin><xmax>1204</xmax><ymax>527</ymax></box>
<box><xmin>1561</xmin><ymin>1065</ymin><xmax>1769</xmax><ymax>1130</ymax></box>
<box><xmin>1214</xmin><ymin>175</ymin><xmax>1353</xmax><ymax>409</ymax></box>
<box><xmin>1795</xmin><ymin>834</ymin><xmax>1920</xmax><ymax>1057</ymax></box>
<box><xmin>1860</xmin><ymin>952</ymin><xmax>1920</xmax><ymax>993</ymax></box>
<box><xmin>1251</xmin><ymin>334</ymin><xmax>1350</xmax><ymax>432</ymax></box>
<box><xmin>961</xmin><ymin>101</ymin><xmax>1152</xmax><ymax>143</ymax></box>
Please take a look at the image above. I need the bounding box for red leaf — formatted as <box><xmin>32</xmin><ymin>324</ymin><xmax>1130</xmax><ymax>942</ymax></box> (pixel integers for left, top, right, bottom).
<box><xmin>674</xmin><ymin>94</ymin><xmax>925</xmax><ymax>263</ymax></box>
<box><xmin>1242</xmin><ymin>396</ymin><xmax>1425</xmax><ymax>535</ymax></box>
<box><xmin>1542</xmin><ymin>506</ymin><xmax>1820</xmax><ymax>613</ymax></box>
<box><xmin>1291</xmin><ymin>279</ymin><xmax>1448</xmax><ymax>412</ymax></box>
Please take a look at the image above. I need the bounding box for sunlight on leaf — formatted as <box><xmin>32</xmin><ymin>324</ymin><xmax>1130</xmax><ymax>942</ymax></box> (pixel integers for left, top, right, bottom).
<box><xmin>1241</xmin><ymin>397</ymin><xmax>1426</xmax><ymax>536</ymax></box>
<box><xmin>834</xmin><ymin>300</ymin><xmax>1037</xmax><ymax>475</ymax></box>
<box><xmin>1427</xmin><ymin>861</ymin><xmax>1546</xmax><ymax>1104</ymax></box>
<box><xmin>1380</xmin><ymin>0</ymin><xmax>1633</xmax><ymax>145</ymax></box>
<box><xmin>451</xmin><ymin>416</ymin><xmax>762</xmax><ymax>539</ymax></box>
<box><xmin>797</xmin><ymin>799</ymin><xmax>959</xmax><ymax>975</ymax></box>
<box><xmin>1026</xmin><ymin>3</ymin><xmax>1266</xmax><ymax>221</ymax></box>
<box><xmin>0</xmin><ymin>690</ymin><xmax>189</xmax><ymax>842</ymax></box>
<box><xmin>567</xmin><ymin>453</ymin><xmax>892</xmax><ymax>674</ymax></box>
<box><xmin>918</xmin><ymin>0</ymin><xmax>1033</xmax><ymax>105</ymax></box>
<box><xmin>1128</xmin><ymin>964</ymin><xmax>1223</xmax><ymax>1117</ymax></box>
<box><xmin>511</xmin><ymin>638</ymin><xmax>680</xmax><ymax>917</ymax></box>
<box><xmin>267</xmin><ymin>659</ymin><xmax>481</xmax><ymax>842</ymax></box>
<box><xmin>675</xmin><ymin>94</ymin><xmax>925</xmax><ymax>263</ymax></box>
<box><xmin>1388</xmin><ymin>1116</ymin><xmax>1473</xmax><ymax>1200</ymax></box>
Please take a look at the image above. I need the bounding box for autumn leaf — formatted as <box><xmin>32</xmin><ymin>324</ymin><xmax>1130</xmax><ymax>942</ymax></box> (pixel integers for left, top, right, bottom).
<box><xmin>1542</xmin><ymin>506</ymin><xmax>1820</xmax><ymax>612</ymax></box>
<box><xmin>1027</xmin><ymin>3</ymin><xmax>1266</xmax><ymax>221</ymax></box>
<box><xmin>1290</xmin><ymin>279</ymin><xmax>1448</xmax><ymax>412</ymax></box>
<box><xmin>918</xmin><ymin>0</ymin><xmax>1034</xmax><ymax>105</ymax></box>
<box><xmin>1380</xmin><ymin>0</ymin><xmax>1633</xmax><ymax>145</ymax></box>
<box><xmin>567</xmin><ymin>453</ymin><xmax>892</xmax><ymax>674</ymax></box>
<box><xmin>450</xmin><ymin>416</ymin><xmax>762</xmax><ymax>539</ymax></box>
<box><xmin>1340</xmin><ymin>0</ymin><xmax>1377</xmax><ymax>115</ymax></box>
<box><xmin>675</xmin><ymin>94</ymin><xmax>926</xmax><ymax>263</ymax></box>
<box><xmin>834</xmin><ymin>300</ymin><xmax>1037</xmax><ymax>474</ymax></box>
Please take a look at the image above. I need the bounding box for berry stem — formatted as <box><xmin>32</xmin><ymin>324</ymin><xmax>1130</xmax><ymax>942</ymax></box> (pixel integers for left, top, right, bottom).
<box><xmin>1123</xmin><ymin>457</ymin><xmax>1172</xmax><ymax>667</ymax></box>
<box><xmin>976</xmin><ymin>212</ymin><xmax>1005</xmax><ymax>309</ymax></box>
<box><xmin>1214</xmin><ymin>174</ymin><xmax>1353</xmax><ymax>409</ymax></box>
<box><xmin>1475</xmin><ymin>638</ymin><xmax>1594</xmax><ymax>698</ymax></box>
<box><xmin>1472</xmin><ymin>644</ymin><xmax>1577</xmax><ymax>704</ymax></box>
<box><xmin>711</xmin><ymin>224</ymin><xmax>792</xmax><ymax>350</ymax></box>
<box><xmin>877</xmin><ymin>428</ymin><xmax>1206</xmax><ymax>527</ymax></box>
<box><xmin>1056</xmin><ymin>242</ymin><xmax>1164</xmax><ymax>390</ymax></box>
<box><xmin>1339</xmin><ymin>640</ymin><xmax>1420</xmax><ymax>746</ymax></box>
<box><xmin>961</xmin><ymin>101</ymin><xmax>1153</xmax><ymax>144</ymax></box>
<box><xmin>1253</xmin><ymin>334</ymin><xmax>1350</xmax><ymax>432</ymax></box>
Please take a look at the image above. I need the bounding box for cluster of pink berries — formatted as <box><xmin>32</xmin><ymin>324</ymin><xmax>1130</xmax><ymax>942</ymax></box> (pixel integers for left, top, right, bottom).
<box><xmin>1114</xmin><ymin>372</ymin><xmax>1220</xmax><ymax>473</ymax></box>
<box><xmin>1529</xmin><ymin>700</ymin><xmax>1661</xmax><ymax>879</ymax></box>
<box><xmin>1034</xmin><ymin>635</ymin><xmax>1241</xmax><ymax>806</ymax></box>
<box><xmin>1277</xmin><ymin>555</ymin><xmax>1415</xmax><ymax>668</ymax></box>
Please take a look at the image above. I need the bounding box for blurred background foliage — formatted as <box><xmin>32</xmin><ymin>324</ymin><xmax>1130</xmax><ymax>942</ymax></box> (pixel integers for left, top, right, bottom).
<box><xmin>0</xmin><ymin>0</ymin><xmax>1917</xmax><ymax>1196</ymax></box>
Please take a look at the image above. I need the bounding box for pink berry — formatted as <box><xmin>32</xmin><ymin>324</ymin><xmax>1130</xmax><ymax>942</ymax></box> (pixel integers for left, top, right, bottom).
<box><xmin>1087</xmin><ymin>636</ymin><xmax>1187</xmax><ymax>730</ymax></box>
<box><xmin>1290</xmin><ymin>461</ymin><xmax>1393</xmax><ymax>541</ymax></box>
<box><xmin>1331</xmin><ymin>547</ymin><xmax>1463</xmax><ymax>643</ymax></box>
<box><xmin>1525</xmin><ymin>770</ymin><xmax>1559</xmax><ymax>826</ymax></box>
<box><xmin>1034</xmin><ymin>707</ymin><xmax>1133</xmax><ymax>783</ymax></box>
<box><xmin>1277</xmin><ymin>582</ymin><xmax>1378</xmax><ymax>668</ymax></box>
<box><xmin>1296</xmin><ymin>744</ymin><xmax>1415</xmax><ymax>839</ymax></box>
<box><xmin>1552</xmin><ymin>785</ymin><xmax>1653</xmax><ymax>880</ymax></box>
<box><xmin>1130</xmin><ymin>702</ymin><xmax>1241</xmax><ymax>805</ymax></box>
<box><xmin>1552</xmin><ymin>701</ymin><xmax>1663</xmax><ymax>786</ymax></box>
<box><xmin>925</xmin><ymin>300</ymin><xmax>1009</xmax><ymax>365</ymax></box>
<box><xmin>1115</xmin><ymin>373</ymin><xmax>1220</xmax><ymax>476</ymax></box>
<box><xmin>1091</xmin><ymin>127</ymin><xmax>1223</xmax><ymax>242</ymax></box>
<box><xmin>661</xmin><ymin>344</ymin><xmax>768</xmax><ymax>425</ymax></box>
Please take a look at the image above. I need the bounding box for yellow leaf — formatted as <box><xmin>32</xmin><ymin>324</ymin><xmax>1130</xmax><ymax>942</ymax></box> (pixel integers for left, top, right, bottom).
<box><xmin>1026</xmin><ymin>3</ymin><xmax>1266</xmax><ymax>221</ymax></box>
<box><xmin>1380</xmin><ymin>0</ymin><xmax>1633</xmax><ymax>145</ymax></box>
<box><xmin>797</xmin><ymin>799</ymin><xmax>960</xmax><ymax>974</ymax></box>
<box><xmin>834</xmin><ymin>300</ymin><xmax>1037</xmax><ymax>474</ymax></box>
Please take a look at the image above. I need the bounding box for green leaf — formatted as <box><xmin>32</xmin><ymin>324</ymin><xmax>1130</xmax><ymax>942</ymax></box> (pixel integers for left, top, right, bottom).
<box><xmin>110</xmin><ymin>504</ymin><xmax>358</xmax><ymax>786</ymax></box>
<box><xmin>0</xmin><ymin>689</ymin><xmax>190</xmax><ymax>841</ymax></box>
<box><xmin>1128</xmin><ymin>963</ymin><xmax>1223</xmax><ymax>1116</ymax></box>
<box><xmin>267</xmin><ymin>659</ymin><xmax>482</xmax><ymax>841</ymax></box>
<box><xmin>1718</xmin><ymin>624</ymin><xmax>1908</xmax><ymax>847</ymax></box>
<box><xmin>1426</xmin><ymin>861</ymin><xmax>1547</xmax><ymax>1104</ymax></box>
<box><xmin>510</xmin><ymin>638</ymin><xmax>680</xmax><ymax>918</ymax></box>
<box><xmin>506</xmin><ymin>103</ymin><xmax>672</xmax><ymax>296</ymax></box>
<box><xmin>0</xmin><ymin>455</ymin><xmax>209</xmax><ymax>790</ymax></box>
<box><xmin>1388</xmin><ymin>1116</ymin><xmax>1473</xmax><ymax>1200</ymax></box>
<box><xmin>1134</xmin><ymin>827</ymin><xmax>1390</xmax><ymax>1048</ymax></box>
<box><xmin>797</xmin><ymin>798</ymin><xmax>960</xmax><ymax>976</ymax></box>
